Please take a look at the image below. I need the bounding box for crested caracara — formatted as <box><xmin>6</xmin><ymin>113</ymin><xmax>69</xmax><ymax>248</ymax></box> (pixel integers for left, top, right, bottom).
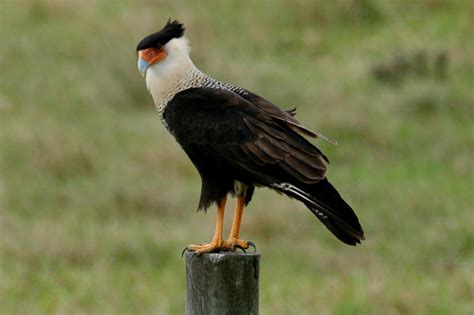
<box><xmin>136</xmin><ymin>20</ymin><xmax>364</xmax><ymax>254</ymax></box>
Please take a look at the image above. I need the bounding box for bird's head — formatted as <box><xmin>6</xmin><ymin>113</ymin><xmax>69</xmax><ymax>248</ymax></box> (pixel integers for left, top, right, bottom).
<box><xmin>136</xmin><ymin>19</ymin><xmax>190</xmax><ymax>78</ymax></box>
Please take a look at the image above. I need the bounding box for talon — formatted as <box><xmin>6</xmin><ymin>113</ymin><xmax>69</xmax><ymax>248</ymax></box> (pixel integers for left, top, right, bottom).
<box><xmin>247</xmin><ymin>241</ymin><xmax>257</xmax><ymax>253</ymax></box>
<box><xmin>181</xmin><ymin>243</ymin><xmax>205</xmax><ymax>257</ymax></box>
<box><xmin>224</xmin><ymin>238</ymin><xmax>254</xmax><ymax>253</ymax></box>
<box><xmin>234</xmin><ymin>244</ymin><xmax>247</xmax><ymax>253</ymax></box>
<box><xmin>181</xmin><ymin>247</ymin><xmax>188</xmax><ymax>257</ymax></box>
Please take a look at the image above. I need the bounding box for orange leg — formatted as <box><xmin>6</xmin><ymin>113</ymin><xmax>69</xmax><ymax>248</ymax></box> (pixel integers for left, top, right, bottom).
<box><xmin>224</xmin><ymin>196</ymin><xmax>251</xmax><ymax>251</ymax></box>
<box><xmin>187</xmin><ymin>197</ymin><xmax>226</xmax><ymax>255</ymax></box>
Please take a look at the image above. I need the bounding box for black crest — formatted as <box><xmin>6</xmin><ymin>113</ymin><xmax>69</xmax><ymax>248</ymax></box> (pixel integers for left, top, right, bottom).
<box><xmin>136</xmin><ymin>19</ymin><xmax>185</xmax><ymax>51</ymax></box>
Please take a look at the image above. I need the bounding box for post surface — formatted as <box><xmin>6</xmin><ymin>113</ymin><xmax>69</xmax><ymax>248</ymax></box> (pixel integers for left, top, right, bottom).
<box><xmin>185</xmin><ymin>252</ymin><xmax>260</xmax><ymax>315</ymax></box>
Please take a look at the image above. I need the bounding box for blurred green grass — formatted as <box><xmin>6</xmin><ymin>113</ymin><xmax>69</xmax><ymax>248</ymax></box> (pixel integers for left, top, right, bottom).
<box><xmin>0</xmin><ymin>1</ymin><xmax>473</xmax><ymax>314</ymax></box>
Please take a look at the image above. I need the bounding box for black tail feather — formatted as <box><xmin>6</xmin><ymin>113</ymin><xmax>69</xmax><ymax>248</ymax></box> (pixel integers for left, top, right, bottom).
<box><xmin>321</xmin><ymin>219</ymin><xmax>361</xmax><ymax>245</ymax></box>
<box><xmin>272</xmin><ymin>178</ymin><xmax>364</xmax><ymax>245</ymax></box>
<box><xmin>308</xmin><ymin>178</ymin><xmax>364</xmax><ymax>245</ymax></box>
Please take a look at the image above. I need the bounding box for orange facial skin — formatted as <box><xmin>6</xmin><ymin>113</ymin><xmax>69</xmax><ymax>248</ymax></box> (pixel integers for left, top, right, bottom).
<box><xmin>138</xmin><ymin>47</ymin><xmax>168</xmax><ymax>65</ymax></box>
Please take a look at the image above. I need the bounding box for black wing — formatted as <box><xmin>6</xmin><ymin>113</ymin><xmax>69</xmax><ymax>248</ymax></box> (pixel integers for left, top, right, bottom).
<box><xmin>164</xmin><ymin>87</ymin><xmax>329</xmax><ymax>184</ymax></box>
<box><xmin>241</xmin><ymin>90</ymin><xmax>337</xmax><ymax>145</ymax></box>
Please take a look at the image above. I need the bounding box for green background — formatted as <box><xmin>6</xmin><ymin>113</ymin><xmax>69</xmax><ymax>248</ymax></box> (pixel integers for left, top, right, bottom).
<box><xmin>1</xmin><ymin>1</ymin><xmax>472</xmax><ymax>314</ymax></box>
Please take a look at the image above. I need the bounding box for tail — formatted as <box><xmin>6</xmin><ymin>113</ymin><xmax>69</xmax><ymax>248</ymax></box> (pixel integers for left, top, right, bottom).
<box><xmin>272</xmin><ymin>178</ymin><xmax>364</xmax><ymax>245</ymax></box>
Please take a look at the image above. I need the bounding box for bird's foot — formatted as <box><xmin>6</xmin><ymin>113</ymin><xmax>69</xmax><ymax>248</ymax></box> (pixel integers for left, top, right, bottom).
<box><xmin>224</xmin><ymin>238</ymin><xmax>256</xmax><ymax>253</ymax></box>
<box><xmin>184</xmin><ymin>239</ymin><xmax>226</xmax><ymax>256</ymax></box>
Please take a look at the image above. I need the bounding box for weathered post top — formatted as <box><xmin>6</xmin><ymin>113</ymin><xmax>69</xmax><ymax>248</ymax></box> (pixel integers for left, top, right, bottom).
<box><xmin>184</xmin><ymin>251</ymin><xmax>260</xmax><ymax>315</ymax></box>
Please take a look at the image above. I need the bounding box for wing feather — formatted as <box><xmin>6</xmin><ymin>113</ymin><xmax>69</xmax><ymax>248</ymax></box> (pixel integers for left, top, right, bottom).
<box><xmin>164</xmin><ymin>87</ymin><xmax>328</xmax><ymax>185</ymax></box>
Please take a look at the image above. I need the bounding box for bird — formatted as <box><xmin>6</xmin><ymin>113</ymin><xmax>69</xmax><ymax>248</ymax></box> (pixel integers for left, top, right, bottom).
<box><xmin>136</xmin><ymin>20</ymin><xmax>364</xmax><ymax>255</ymax></box>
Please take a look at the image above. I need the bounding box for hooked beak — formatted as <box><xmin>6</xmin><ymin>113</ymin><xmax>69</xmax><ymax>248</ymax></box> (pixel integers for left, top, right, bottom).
<box><xmin>137</xmin><ymin>55</ymin><xmax>150</xmax><ymax>77</ymax></box>
<box><xmin>137</xmin><ymin>48</ymin><xmax>168</xmax><ymax>77</ymax></box>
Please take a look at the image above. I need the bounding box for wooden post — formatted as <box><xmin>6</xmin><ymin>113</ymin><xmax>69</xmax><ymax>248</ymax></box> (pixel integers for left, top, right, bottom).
<box><xmin>184</xmin><ymin>252</ymin><xmax>260</xmax><ymax>315</ymax></box>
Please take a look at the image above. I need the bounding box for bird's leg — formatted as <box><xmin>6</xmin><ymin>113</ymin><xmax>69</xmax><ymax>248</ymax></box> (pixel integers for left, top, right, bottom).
<box><xmin>186</xmin><ymin>196</ymin><xmax>226</xmax><ymax>255</ymax></box>
<box><xmin>224</xmin><ymin>196</ymin><xmax>253</xmax><ymax>251</ymax></box>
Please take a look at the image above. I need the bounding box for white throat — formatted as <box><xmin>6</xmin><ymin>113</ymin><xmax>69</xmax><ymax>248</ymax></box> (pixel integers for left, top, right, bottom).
<box><xmin>144</xmin><ymin>37</ymin><xmax>197</xmax><ymax>114</ymax></box>
<box><xmin>143</xmin><ymin>36</ymin><xmax>248</xmax><ymax>125</ymax></box>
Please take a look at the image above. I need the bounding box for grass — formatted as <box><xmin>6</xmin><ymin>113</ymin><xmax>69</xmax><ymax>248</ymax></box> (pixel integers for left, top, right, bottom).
<box><xmin>1</xmin><ymin>1</ymin><xmax>473</xmax><ymax>314</ymax></box>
